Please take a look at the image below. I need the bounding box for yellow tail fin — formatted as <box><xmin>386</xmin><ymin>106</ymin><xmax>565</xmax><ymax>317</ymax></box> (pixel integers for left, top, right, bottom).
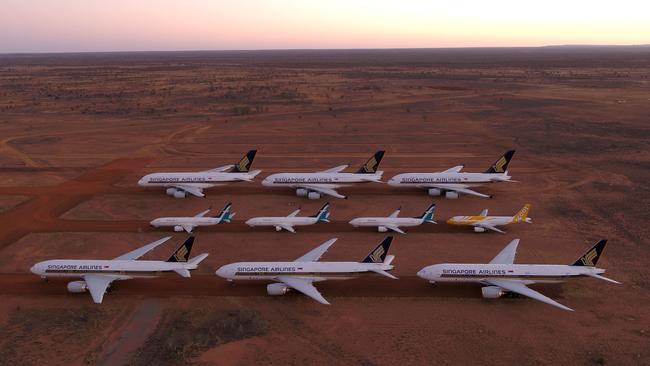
<box><xmin>513</xmin><ymin>204</ymin><xmax>531</xmax><ymax>223</ymax></box>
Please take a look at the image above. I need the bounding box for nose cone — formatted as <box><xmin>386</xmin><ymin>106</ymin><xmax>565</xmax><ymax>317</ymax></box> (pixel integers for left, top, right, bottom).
<box><xmin>30</xmin><ymin>264</ymin><xmax>39</xmax><ymax>275</ymax></box>
<box><xmin>245</xmin><ymin>219</ymin><xmax>254</xmax><ymax>226</ymax></box>
<box><xmin>137</xmin><ymin>177</ymin><xmax>147</xmax><ymax>186</ymax></box>
<box><xmin>387</xmin><ymin>176</ymin><xmax>400</xmax><ymax>186</ymax></box>
<box><xmin>446</xmin><ymin>218</ymin><xmax>454</xmax><ymax>224</ymax></box>
<box><xmin>261</xmin><ymin>177</ymin><xmax>273</xmax><ymax>187</ymax></box>
<box><xmin>416</xmin><ymin>268</ymin><xmax>428</xmax><ymax>279</ymax></box>
<box><xmin>215</xmin><ymin>265</ymin><xmax>233</xmax><ymax>278</ymax></box>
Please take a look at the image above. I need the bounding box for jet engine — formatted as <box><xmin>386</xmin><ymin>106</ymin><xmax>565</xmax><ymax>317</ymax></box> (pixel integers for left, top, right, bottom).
<box><xmin>378</xmin><ymin>226</ymin><xmax>388</xmax><ymax>233</ymax></box>
<box><xmin>67</xmin><ymin>281</ymin><xmax>88</xmax><ymax>293</ymax></box>
<box><xmin>481</xmin><ymin>286</ymin><xmax>505</xmax><ymax>299</ymax></box>
<box><xmin>296</xmin><ymin>188</ymin><xmax>309</xmax><ymax>197</ymax></box>
<box><xmin>275</xmin><ymin>226</ymin><xmax>282</xmax><ymax>232</ymax></box>
<box><xmin>173</xmin><ymin>191</ymin><xmax>186</xmax><ymax>199</ymax></box>
<box><xmin>445</xmin><ymin>191</ymin><xmax>459</xmax><ymax>199</ymax></box>
<box><xmin>267</xmin><ymin>283</ymin><xmax>290</xmax><ymax>296</ymax></box>
<box><xmin>307</xmin><ymin>192</ymin><xmax>321</xmax><ymax>200</ymax></box>
<box><xmin>428</xmin><ymin>188</ymin><xmax>442</xmax><ymax>196</ymax></box>
<box><xmin>174</xmin><ymin>225</ymin><xmax>184</xmax><ymax>232</ymax></box>
<box><xmin>474</xmin><ymin>227</ymin><xmax>486</xmax><ymax>233</ymax></box>
<box><xmin>166</xmin><ymin>187</ymin><xmax>177</xmax><ymax>196</ymax></box>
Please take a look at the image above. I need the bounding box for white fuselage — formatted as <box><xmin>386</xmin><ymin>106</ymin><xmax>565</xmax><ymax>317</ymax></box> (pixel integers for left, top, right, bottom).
<box><xmin>349</xmin><ymin>217</ymin><xmax>423</xmax><ymax>228</ymax></box>
<box><xmin>417</xmin><ymin>264</ymin><xmax>606</xmax><ymax>285</ymax></box>
<box><xmin>388</xmin><ymin>172</ymin><xmax>510</xmax><ymax>188</ymax></box>
<box><xmin>216</xmin><ymin>261</ymin><xmax>394</xmax><ymax>281</ymax></box>
<box><xmin>262</xmin><ymin>172</ymin><xmax>383</xmax><ymax>188</ymax></box>
<box><xmin>139</xmin><ymin>171</ymin><xmax>258</xmax><ymax>188</ymax></box>
<box><xmin>448</xmin><ymin>215</ymin><xmax>513</xmax><ymax>227</ymax></box>
<box><xmin>150</xmin><ymin>217</ymin><xmax>221</xmax><ymax>228</ymax></box>
<box><xmin>245</xmin><ymin>217</ymin><xmax>319</xmax><ymax>228</ymax></box>
<box><xmin>30</xmin><ymin>259</ymin><xmax>199</xmax><ymax>280</ymax></box>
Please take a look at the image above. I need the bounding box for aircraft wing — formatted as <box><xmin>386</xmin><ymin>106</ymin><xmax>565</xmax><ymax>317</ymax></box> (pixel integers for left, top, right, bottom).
<box><xmin>425</xmin><ymin>184</ymin><xmax>491</xmax><ymax>198</ymax></box>
<box><xmin>442</xmin><ymin>165</ymin><xmax>464</xmax><ymax>173</ymax></box>
<box><xmin>488</xmin><ymin>239</ymin><xmax>519</xmax><ymax>264</ymax></box>
<box><xmin>299</xmin><ymin>185</ymin><xmax>346</xmax><ymax>199</ymax></box>
<box><xmin>277</xmin><ymin>224</ymin><xmax>296</xmax><ymax>233</ymax></box>
<box><xmin>388</xmin><ymin>208</ymin><xmax>400</xmax><ymax>218</ymax></box>
<box><xmin>83</xmin><ymin>274</ymin><xmax>122</xmax><ymax>304</ymax></box>
<box><xmin>486</xmin><ymin>279</ymin><xmax>574</xmax><ymax>311</ymax></box>
<box><xmin>194</xmin><ymin>209</ymin><xmax>211</xmax><ymax>217</ymax></box>
<box><xmin>113</xmin><ymin>236</ymin><xmax>172</xmax><ymax>260</ymax></box>
<box><xmin>476</xmin><ymin>224</ymin><xmax>506</xmax><ymax>234</ymax></box>
<box><xmin>319</xmin><ymin>164</ymin><xmax>349</xmax><ymax>173</ymax></box>
<box><xmin>276</xmin><ymin>276</ymin><xmax>330</xmax><ymax>305</ymax></box>
<box><xmin>287</xmin><ymin>209</ymin><xmax>301</xmax><ymax>217</ymax></box>
<box><xmin>295</xmin><ymin>238</ymin><xmax>337</xmax><ymax>262</ymax></box>
<box><xmin>172</xmin><ymin>185</ymin><xmax>205</xmax><ymax>198</ymax></box>
<box><xmin>385</xmin><ymin>225</ymin><xmax>406</xmax><ymax>234</ymax></box>
<box><xmin>204</xmin><ymin>164</ymin><xmax>234</xmax><ymax>173</ymax></box>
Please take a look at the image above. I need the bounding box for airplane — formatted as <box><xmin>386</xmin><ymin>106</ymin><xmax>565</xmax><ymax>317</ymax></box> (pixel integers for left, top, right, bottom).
<box><xmin>215</xmin><ymin>236</ymin><xmax>396</xmax><ymax>305</ymax></box>
<box><xmin>349</xmin><ymin>203</ymin><xmax>436</xmax><ymax>234</ymax></box>
<box><xmin>447</xmin><ymin>204</ymin><xmax>531</xmax><ymax>234</ymax></box>
<box><xmin>417</xmin><ymin>238</ymin><xmax>619</xmax><ymax>311</ymax></box>
<box><xmin>245</xmin><ymin>203</ymin><xmax>330</xmax><ymax>233</ymax></box>
<box><xmin>138</xmin><ymin>150</ymin><xmax>260</xmax><ymax>198</ymax></box>
<box><xmin>261</xmin><ymin>151</ymin><xmax>385</xmax><ymax>199</ymax></box>
<box><xmin>388</xmin><ymin>150</ymin><xmax>516</xmax><ymax>199</ymax></box>
<box><xmin>30</xmin><ymin>236</ymin><xmax>208</xmax><ymax>304</ymax></box>
<box><xmin>150</xmin><ymin>203</ymin><xmax>235</xmax><ymax>233</ymax></box>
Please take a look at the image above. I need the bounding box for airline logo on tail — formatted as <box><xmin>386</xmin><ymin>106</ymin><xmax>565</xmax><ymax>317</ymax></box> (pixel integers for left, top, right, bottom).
<box><xmin>572</xmin><ymin>239</ymin><xmax>608</xmax><ymax>267</ymax></box>
<box><xmin>369</xmin><ymin>245</ymin><xmax>385</xmax><ymax>263</ymax></box>
<box><xmin>357</xmin><ymin>151</ymin><xmax>385</xmax><ymax>174</ymax></box>
<box><xmin>580</xmin><ymin>248</ymin><xmax>599</xmax><ymax>266</ymax></box>
<box><xmin>513</xmin><ymin>204</ymin><xmax>531</xmax><ymax>223</ymax></box>
<box><xmin>485</xmin><ymin>150</ymin><xmax>515</xmax><ymax>174</ymax></box>
<box><xmin>235</xmin><ymin>150</ymin><xmax>257</xmax><ymax>172</ymax></box>
<box><xmin>167</xmin><ymin>237</ymin><xmax>194</xmax><ymax>262</ymax></box>
<box><xmin>173</xmin><ymin>246</ymin><xmax>188</xmax><ymax>262</ymax></box>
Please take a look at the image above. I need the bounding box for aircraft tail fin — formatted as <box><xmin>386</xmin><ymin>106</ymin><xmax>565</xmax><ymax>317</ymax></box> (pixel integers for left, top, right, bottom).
<box><xmin>215</xmin><ymin>202</ymin><xmax>234</xmax><ymax>222</ymax></box>
<box><xmin>485</xmin><ymin>150</ymin><xmax>515</xmax><ymax>174</ymax></box>
<box><xmin>356</xmin><ymin>151</ymin><xmax>385</xmax><ymax>174</ymax></box>
<box><xmin>166</xmin><ymin>236</ymin><xmax>194</xmax><ymax>262</ymax></box>
<box><xmin>234</xmin><ymin>150</ymin><xmax>257</xmax><ymax>172</ymax></box>
<box><xmin>417</xmin><ymin>203</ymin><xmax>437</xmax><ymax>224</ymax></box>
<box><xmin>512</xmin><ymin>204</ymin><xmax>531</xmax><ymax>223</ymax></box>
<box><xmin>572</xmin><ymin>239</ymin><xmax>608</xmax><ymax>267</ymax></box>
<box><xmin>310</xmin><ymin>202</ymin><xmax>331</xmax><ymax>222</ymax></box>
<box><xmin>361</xmin><ymin>236</ymin><xmax>393</xmax><ymax>263</ymax></box>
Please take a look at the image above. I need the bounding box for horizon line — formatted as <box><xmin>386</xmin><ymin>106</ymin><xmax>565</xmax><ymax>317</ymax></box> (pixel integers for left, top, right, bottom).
<box><xmin>1</xmin><ymin>44</ymin><xmax>649</xmax><ymax>56</ymax></box>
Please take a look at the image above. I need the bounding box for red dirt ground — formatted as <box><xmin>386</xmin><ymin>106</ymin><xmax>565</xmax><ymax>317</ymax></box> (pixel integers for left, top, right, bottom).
<box><xmin>0</xmin><ymin>48</ymin><xmax>648</xmax><ymax>365</ymax></box>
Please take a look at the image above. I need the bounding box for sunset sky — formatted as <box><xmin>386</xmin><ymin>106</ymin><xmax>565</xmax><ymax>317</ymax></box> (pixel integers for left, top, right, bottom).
<box><xmin>1</xmin><ymin>0</ymin><xmax>648</xmax><ymax>53</ymax></box>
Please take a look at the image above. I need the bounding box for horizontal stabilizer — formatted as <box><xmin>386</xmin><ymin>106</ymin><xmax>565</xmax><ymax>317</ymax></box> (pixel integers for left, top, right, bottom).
<box><xmin>585</xmin><ymin>273</ymin><xmax>620</xmax><ymax>284</ymax></box>
<box><xmin>173</xmin><ymin>268</ymin><xmax>191</xmax><ymax>278</ymax></box>
<box><xmin>370</xmin><ymin>268</ymin><xmax>398</xmax><ymax>279</ymax></box>
<box><xmin>188</xmin><ymin>253</ymin><xmax>209</xmax><ymax>267</ymax></box>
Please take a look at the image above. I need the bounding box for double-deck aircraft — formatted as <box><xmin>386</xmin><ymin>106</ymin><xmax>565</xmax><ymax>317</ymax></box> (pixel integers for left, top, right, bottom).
<box><xmin>388</xmin><ymin>150</ymin><xmax>516</xmax><ymax>199</ymax></box>
<box><xmin>138</xmin><ymin>150</ymin><xmax>260</xmax><ymax>198</ymax></box>
<box><xmin>150</xmin><ymin>203</ymin><xmax>235</xmax><ymax>233</ymax></box>
<box><xmin>262</xmin><ymin>151</ymin><xmax>385</xmax><ymax>199</ymax></box>
<box><xmin>30</xmin><ymin>236</ymin><xmax>208</xmax><ymax>304</ymax></box>
<box><xmin>245</xmin><ymin>203</ymin><xmax>330</xmax><ymax>233</ymax></box>
<box><xmin>349</xmin><ymin>203</ymin><xmax>436</xmax><ymax>234</ymax></box>
<box><xmin>447</xmin><ymin>204</ymin><xmax>531</xmax><ymax>233</ymax></box>
<box><xmin>417</xmin><ymin>238</ymin><xmax>619</xmax><ymax>311</ymax></box>
<box><xmin>215</xmin><ymin>237</ymin><xmax>396</xmax><ymax>304</ymax></box>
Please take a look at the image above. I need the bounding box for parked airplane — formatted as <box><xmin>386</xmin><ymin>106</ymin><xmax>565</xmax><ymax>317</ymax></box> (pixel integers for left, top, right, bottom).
<box><xmin>417</xmin><ymin>238</ymin><xmax>619</xmax><ymax>311</ymax></box>
<box><xmin>447</xmin><ymin>204</ymin><xmax>531</xmax><ymax>233</ymax></box>
<box><xmin>138</xmin><ymin>150</ymin><xmax>260</xmax><ymax>198</ymax></box>
<box><xmin>262</xmin><ymin>151</ymin><xmax>385</xmax><ymax>199</ymax></box>
<box><xmin>150</xmin><ymin>203</ymin><xmax>235</xmax><ymax>233</ymax></box>
<box><xmin>349</xmin><ymin>203</ymin><xmax>436</xmax><ymax>234</ymax></box>
<box><xmin>30</xmin><ymin>236</ymin><xmax>208</xmax><ymax>304</ymax></box>
<box><xmin>245</xmin><ymin>203</ymin><xmax>330</xmax><ymax>233</ymax></box>
<box><xmin>388</xmin><ymin>150</ymin><xmax>516</xmax><ymax>199</ymax></box>
<box><xmin>215</xmin><ymin>236</ymin><xmax>396</xmax><ymax>304</ymax></box>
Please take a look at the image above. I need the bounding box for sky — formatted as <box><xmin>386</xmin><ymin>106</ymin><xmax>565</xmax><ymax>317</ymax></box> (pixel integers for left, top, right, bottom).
<box><xmin>1</xmin><ymin>0</ymin><xmax>649</xmax><ymax>53</ymax></box>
